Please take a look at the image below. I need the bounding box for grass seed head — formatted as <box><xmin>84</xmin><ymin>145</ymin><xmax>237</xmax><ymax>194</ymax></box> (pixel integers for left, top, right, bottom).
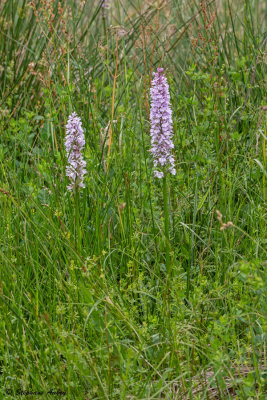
<box><xmin>150</xmin><ymin>67</ymin><xmax>176</xmax><ymax>178</ymax></box>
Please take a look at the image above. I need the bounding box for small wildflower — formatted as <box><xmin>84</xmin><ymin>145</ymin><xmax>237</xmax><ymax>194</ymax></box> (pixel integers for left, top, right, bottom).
<box><xmin>100</xmin><ymin>0</ymin><xmax>109</xmax><ymax>17</ymax></box>
<box><xmin>54</xmin><ymin>209</ymin><xmax>62</xmax><ymax>217</ymax></box>
<box><xmin>100</xmin><ymin>0</ymin><xmax>108</xmax><ymax>7</ymax></box>
<box><xmin>70</xmin><ymin>260</ymin><xmax>76</xmax><ymax>271</ymax></box>
<box><xmin>64</xmin><ymin>232</ymin><xmax>71</xmax><ymax>240</ymax></box>
<box><xmin>65</xmin><ymin>112</ymin><xmax>86</xmax><ymax>191</ymax></box>
<box><xmin>150</xmin><ymin>68</ymin><xmax>176</xmax><ymax>178</ymax></box>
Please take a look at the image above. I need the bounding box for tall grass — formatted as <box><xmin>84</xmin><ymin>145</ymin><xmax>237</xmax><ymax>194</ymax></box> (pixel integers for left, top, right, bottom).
<box><xmin>0</xmin><ymin>0</ymin><xmax>266</xmax><ymax>398</ymax></box>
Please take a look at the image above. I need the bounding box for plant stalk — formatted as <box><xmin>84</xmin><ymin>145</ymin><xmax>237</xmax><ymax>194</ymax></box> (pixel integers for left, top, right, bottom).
<box><xmin>163</xmin><ymin>174</ymin><xmax>170</xmax><ymax>273</ymax></box>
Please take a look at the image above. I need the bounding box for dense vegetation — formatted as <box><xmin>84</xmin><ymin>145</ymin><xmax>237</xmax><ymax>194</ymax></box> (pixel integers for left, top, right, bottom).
<box><xmin>0</xmin><ymin>0</ymin><xmax>266</xmax><ymax>398</ymax></box>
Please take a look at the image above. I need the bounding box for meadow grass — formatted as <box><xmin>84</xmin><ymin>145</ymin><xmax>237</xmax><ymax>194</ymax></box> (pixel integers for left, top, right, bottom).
<box><xmin>0</xmin><ymin>0</ymin><xmax>266</xmax><ymax>399</ymax></box>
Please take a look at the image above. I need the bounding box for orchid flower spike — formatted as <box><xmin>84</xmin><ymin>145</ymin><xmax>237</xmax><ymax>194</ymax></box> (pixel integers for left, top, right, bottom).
<box><xmin>65</xmin><ymin>112</ymin><xmax>87</xmax><ymax>191</ymax></box>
